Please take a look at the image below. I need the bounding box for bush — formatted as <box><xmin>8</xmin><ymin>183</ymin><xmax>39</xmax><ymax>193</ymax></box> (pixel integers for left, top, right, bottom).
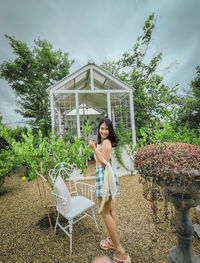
<box><xmin>0</xmin><ymin>121</ymin><xmax>22</xmax><ymax>188</ymax></box>
<box><xmin>134</xmin><ymin>142</ymin><xmax>200</xmax><ymax>222</ymax></box>
<box><xmin>135</xmin><ymin>142</ymin><xmax>200</xmax><ymax>181</ymax></box>
<box><xmin>137</xmin><ymin>121</ymin><xmax>200</xmax><ymax>149</ymax></box>
<box><xmin>11</xmin><ymin>122</ymin><xmax>92</xmax><ymax>188</ymax></box>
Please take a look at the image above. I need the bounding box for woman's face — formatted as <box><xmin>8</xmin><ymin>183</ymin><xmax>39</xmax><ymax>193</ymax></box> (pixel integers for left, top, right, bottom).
<box><xmin>99</xmin><ymin>122</ymin><xmax>109</xmax><ymax>141</ymax></box>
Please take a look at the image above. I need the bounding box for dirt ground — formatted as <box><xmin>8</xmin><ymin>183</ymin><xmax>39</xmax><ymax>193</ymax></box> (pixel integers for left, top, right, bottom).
<box><xmin>0</xmin><ymin>168</ymin><xmax>200</xmax><ymax>263</ymax></box>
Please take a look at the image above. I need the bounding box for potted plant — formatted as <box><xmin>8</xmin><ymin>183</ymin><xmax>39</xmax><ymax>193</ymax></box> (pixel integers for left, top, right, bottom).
<box><xmin>134</xmin><ymin>142</ymin><xmax>200</xmax><ymax>263</ymax></box>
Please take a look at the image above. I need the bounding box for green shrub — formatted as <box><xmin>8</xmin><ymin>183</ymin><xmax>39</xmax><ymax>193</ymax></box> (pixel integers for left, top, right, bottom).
<box><xmin>0</xmin><ymin>121</ymin><xmax>22</xmax><ymax>187</ymax></box>
<box><xmin>10</xmin><ymin>121</ymin><xmax>92</xmax><ymax>188</ymax></box>
<box><xmin>137</xmin><ymin>120</ymin><xmax>200</xmax><ymax>149</ymax></box>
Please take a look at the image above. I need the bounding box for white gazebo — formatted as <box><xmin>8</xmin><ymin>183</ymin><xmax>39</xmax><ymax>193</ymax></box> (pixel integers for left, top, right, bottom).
<box><xmin>46</xmin><ymin>61</ymin><xmax>136</xmax><ymax>145</ymax></box>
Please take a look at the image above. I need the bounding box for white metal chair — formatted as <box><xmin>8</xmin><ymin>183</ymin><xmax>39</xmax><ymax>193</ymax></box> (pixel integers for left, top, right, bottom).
<box><xmin>48</xmin><ymin>162</ymin><xmax>74</xmax><ymax>183</ymax></box>
<box><xmin>50</xmin><ymin>163</ymin><xmax>99</xmax><ymax>255</ymax></box>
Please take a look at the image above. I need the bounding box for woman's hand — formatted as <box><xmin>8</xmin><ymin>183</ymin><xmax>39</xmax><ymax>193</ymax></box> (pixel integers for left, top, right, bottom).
<box><xmin>89</xmin><ymin>140</ymin><xmax>95</xmax><ymax>151</ymax></box>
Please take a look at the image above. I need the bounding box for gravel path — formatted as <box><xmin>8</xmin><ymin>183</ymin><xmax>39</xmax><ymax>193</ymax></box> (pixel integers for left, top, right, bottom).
<box><xmin>0</xmin><ymin>171</ymin><xmax>199</xmax><ymax>263</ymax></box>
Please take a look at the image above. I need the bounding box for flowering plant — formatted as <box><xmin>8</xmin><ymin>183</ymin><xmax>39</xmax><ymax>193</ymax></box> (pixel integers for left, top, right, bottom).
<box><xmin>135</xmin><ymin>142</ymin><xmax>200</xmax><ymax>181</ymax></box>
<box><xmin>134</xmin><ymin>142</ymin><xmax>200</xmax><ymax>222</ymax></box>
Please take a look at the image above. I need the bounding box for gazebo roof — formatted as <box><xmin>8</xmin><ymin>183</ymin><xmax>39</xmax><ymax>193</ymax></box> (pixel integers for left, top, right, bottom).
<box><xmin>46</xmin><ymin>61</ymin><xmax>133</xmax><ymax>115</ymax></box>
<box><xmin>46</xmin><ymin>61</ymin><xmax>133</xmax><ymax>94</ymax></box>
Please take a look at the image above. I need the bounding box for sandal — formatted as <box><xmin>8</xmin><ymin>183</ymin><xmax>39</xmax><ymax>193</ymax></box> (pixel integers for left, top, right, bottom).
<box><xmin>112</xmin><ymin>255</ymin><xmax>131</xmax><ymax>263</ymax></box>
<box><xmin>100</xmin><ymin>237</ymin><xmax>114</xmax><ymax>250</ymax></box>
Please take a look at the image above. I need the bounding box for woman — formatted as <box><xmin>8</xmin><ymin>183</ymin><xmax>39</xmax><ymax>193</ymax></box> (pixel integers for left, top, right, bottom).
<box><xmin>89</xmin><ymin>118</ymin><xmax>131</xmax><ymax>263</ymax></box>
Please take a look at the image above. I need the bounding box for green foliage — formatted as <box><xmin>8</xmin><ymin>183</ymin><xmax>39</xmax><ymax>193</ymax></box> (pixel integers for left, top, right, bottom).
<box><xmin>115</xmin><ymin>120</ymin><xmax>132</xmax><ymax>146</ymax></box>
<box><xmin>62</xmin><ymin>128</ymin><xmax>76</xmax><ymax>143</ymax></box>
<box><xmin>11</xmin><ymin>128</ymin><xmax>92</xmax><ymax>186</ymax></box>
<box><xmin>136</xmin><ymin>120</ymin><xmax>200</xmax><ymax>149</ymax></box>
<box><xmin>9</xmin><ymin>126</ymin><xmax>28</xmax><ymax>142</ymax></box>
<box><xmin>114</xmin><ymin>118</ymin><xmax>200</xmax><ymax>174</ymax></box>
<box><xmin>114</xmin><ymin>121</ymin><xmax>134</xmax><ymax>172</ymax></box>
<box><xmin>0</xmin><ymin>119</ymin><xmax>21</xmax><ymax>185</ymax></box>
<box><xmin>175</xmin><ymin>66</ymin><xmax>200</xmax><ymax>131</ymax></box>
<box><xmin>0</xmin><ymin>115</ymin><xmax>92</xmax><ymax>189</ymax></box>
<box><xmin>0</xmin><ymin>35</ymin><xmax>74</xmax><ymax>137</ymax></box>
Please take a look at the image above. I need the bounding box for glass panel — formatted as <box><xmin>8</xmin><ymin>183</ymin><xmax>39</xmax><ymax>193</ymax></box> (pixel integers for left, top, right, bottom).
<box><xmin>111</xmin><ymin>93</ymin><xmax>131</xmax><ymax>131</ymax></box>
<box><xmin>78</xmin><ymin>93</ymin><xmax>107</xmax><ymax>142</ymax></box>
<box><xmin>105</xmin><ymin>78</ymin><xmax>123</xmax><ymax>90</ymax></box>
<box><xmin>93</xmin><ymin>70</ymin><xmax>106</xmax><ymax>84</ymax></box>
<box><xmin>57</xmin><ymin>79</ymin><xmax>74</xmax><ymax>90</ymax></box>
<box><xmin>75</xmin><ymin>71</ymin><xmax>87</xmax><ymax>83</ymax></box>
<box><xmin>54</xmin><ymin>93</ymin><xmax>77</xmax><ymax>136</ymax></box>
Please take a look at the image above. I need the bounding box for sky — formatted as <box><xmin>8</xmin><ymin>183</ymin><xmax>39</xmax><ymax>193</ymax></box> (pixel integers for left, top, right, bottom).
<box><xmin>0</xmin><ymin>0</ymin><xmax>199</xmax><ymax>127</ymax></box>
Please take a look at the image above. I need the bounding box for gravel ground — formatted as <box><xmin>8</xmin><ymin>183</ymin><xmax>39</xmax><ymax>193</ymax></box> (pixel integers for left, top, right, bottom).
<box><xmin>0</xmin><ymin>170</ymin><xmax>199</xmax><ymax>263</ymax></box>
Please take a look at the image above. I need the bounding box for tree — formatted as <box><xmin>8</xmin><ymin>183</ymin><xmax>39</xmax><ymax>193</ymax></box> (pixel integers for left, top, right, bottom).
<box><xmin>176</xmin><ymin>66</ymin><xmax>200</xmax><ymax>131</ymax></box>
<box><xmin>0</xmin><ymin>35</ymin><xmax>74</xmax><ymax>136</ymax></box>
<box><xmin>102</xmin><ymin>13</ymin><xmax>178</xmax><ymax>136</ymax></box>
<box><xmin>190</xmin><ymin>66</ymin><xmax>200</xmax><ymax>128</ymax></box>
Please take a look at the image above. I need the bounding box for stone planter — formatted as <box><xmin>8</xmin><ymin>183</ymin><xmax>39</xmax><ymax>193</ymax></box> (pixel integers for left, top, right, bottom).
<box><xmin>193</xmin><ymin>206</ymin><xmax>200</xmax><ymax>240</ymax></box>
<box><xmin>158</xmin><ymin>169</ymin><xmax>200</xmax><ymax>195</ymax></box>
<box><xmin>158</xmin><ymin>171</ymin><xmax>200</xmax><ymax>263</ymax></box>
<box><xmin>168</xmin><ymin>192</ymin><xmax>200</xmax><ymax>263</ymax></box>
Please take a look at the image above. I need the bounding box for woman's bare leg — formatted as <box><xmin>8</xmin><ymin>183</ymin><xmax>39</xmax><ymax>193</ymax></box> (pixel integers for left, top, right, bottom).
<box><xmin>98</xmin><ymin>198</ymin><xmax>117</xmax><ymax>228</ymax></box>
<box><xmin>99</xmin><ymin>198</ymin><xmax>117</xmax><ymax>245</ymax></box>
<box><xmin>98</xmin><ymin>197</ymin><xmax>126</xmax><ymax>260</ymax></box>
<box><xmin>110</xmin><ymin>200</ymin><xmax>117</xmax><ymax>225</ymax></box>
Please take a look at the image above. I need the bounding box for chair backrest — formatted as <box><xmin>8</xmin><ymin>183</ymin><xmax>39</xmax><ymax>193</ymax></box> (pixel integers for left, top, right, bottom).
<box><xmin>53</xmin><ymin>174</ymin><xmax>71</xmax><ymax>214</ymax></box>
<box><xmin>48</xmin><ymin>162</ymin><xmax>76</xmax><ymax>184</ymax></box>
<box><xmin>49</xmin><ymin>162</ymin><xmax>82</xmax><ymax>196</ymax></box>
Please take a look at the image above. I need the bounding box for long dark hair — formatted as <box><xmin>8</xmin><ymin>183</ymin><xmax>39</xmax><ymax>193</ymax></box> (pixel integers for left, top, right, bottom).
<box><xmin>97</xmin><ymin>118</ymin><xmax>118</xmax><ymax>147</ymax></box>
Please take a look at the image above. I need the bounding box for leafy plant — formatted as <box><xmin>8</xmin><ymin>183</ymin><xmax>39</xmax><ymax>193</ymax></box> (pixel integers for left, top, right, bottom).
<box><xmin>10</xmin><ymin>125</ymin><xmax>92</xmax><ymax>188</ymax></box>
<box><xmin>134</xmin><ymin>142</ymin><xmax>200</xmax><ymax>222</ymax></box>
<box><xmin>137</xmin><ymin>120</ymin><xmax>200</xmax><ymax>148</ymax></box>
<box><xmin>0</xmin><ymin>119</ymin><xmax>22</xmax><ymax>188</ymax></box>
<box><xmin>114</xmin><ymin>120</ymin><xmax>134</xmax><ymax>172</ymax></box>
<box><xmin>174</xmin><ymin>65</ymin><xmax>200</xmax><ymax>131</ymax></box>
<box><xmin>9</xmin><ymin>126</ymin><xmax>28</xmax><ymax>142</ymax></box>
<box><xmin>0</xmin><ymin>115</ymin><xmax>92</xmax><ymax>190</ymax></box>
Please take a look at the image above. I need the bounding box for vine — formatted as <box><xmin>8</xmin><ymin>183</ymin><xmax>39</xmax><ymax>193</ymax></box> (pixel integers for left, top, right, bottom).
<box><xmin>114</xmin><ymin>120</ymin><xmax>135</xmax><ymax>173</ymax></box>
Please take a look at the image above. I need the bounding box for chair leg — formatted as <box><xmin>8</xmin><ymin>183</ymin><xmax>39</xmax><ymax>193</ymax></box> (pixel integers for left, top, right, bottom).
<box><xmin>91</xmin><ymin>207</ymin><xmax>99</xmax><ymax>232</ymax></box>
<box><xmin>54</xmin><ymin>212</ymin><xmax>59</xmax><ymax>234</ymax></box>
<box><xmin>69</xmin><ymin>219</ymin><xmax>73</xmax><ymax>255</ymax></box>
